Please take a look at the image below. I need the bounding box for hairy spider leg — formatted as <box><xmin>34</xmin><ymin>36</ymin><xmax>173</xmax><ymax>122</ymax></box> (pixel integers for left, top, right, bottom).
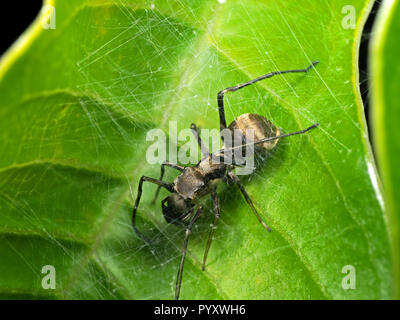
<box><xmin>221</xmin><ymin>123</ymin><xmax>319</xmax><ymax>154</ymax></box>
<box><xmin>132</xmin><ymin>176</ymin><xmax>174</xmax><ymax>243</ymax></box>
<box><xmin>202</xmin><ymin>191</ymin><xmax>220</xmax><ymax>271</ymax></box>
<box><xmin>191</xmin><ymin>123</ymin><xmax>210</xmax><ymax>158</ymax></box>
<box><xmin>217</xmin><ymin>60</ymin><xmax>320</xmax><ymax>134</ymax></box>
<box><xmin>175</xmin><ymin>206</ymin><xmax>203</xmax><ymax>300</ymax></box>
<box><xmin>152</xmin><ymin>161</ymin><xmax>185</xmax><ymax>204</ymax></box>
<box><xmin>228</xmin><ymin>171</ymin><xmax>271</xmax><ymax>232</ymax></box>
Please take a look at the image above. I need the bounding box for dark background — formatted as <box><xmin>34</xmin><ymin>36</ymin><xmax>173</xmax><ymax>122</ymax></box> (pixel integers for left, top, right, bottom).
<box><xmin>0</xmin><ymin>0</ymin><xmax>381</xmax><ymax>141</ymax></box>
<box><xmin>0</xmin><ymin>1</ymin><xmax>43</xmax><ymax>54</ymax></box>
<box><xmin>360</xmin><ymin>0</ymin><xmax>382</xmax><ymax>142</ymax></box>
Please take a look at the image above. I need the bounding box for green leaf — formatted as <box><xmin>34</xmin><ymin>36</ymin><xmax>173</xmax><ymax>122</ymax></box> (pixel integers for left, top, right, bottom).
<box><xmin>0</xmin><ymin>0</ymin><xmax>394</xmax><ymax>299</ymax></box>
<box><xmin>370</xmin><ymin>0</ymin><xmax>400</xmax><ymax>299</ymax></box>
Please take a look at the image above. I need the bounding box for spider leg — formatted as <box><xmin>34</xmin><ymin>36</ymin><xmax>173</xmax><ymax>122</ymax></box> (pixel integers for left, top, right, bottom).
<box><xmin>190</xmin><ymin>123</ymin><xmax>209</xmax><ymax>158</ymax></box>
<box><xmin>221</xmin><ymin>123</ymin><xmax>319</xmax><ymax>154</ymax></box>
<box><xmin>132</xmin><ymin>176</ymin><xmax>174</xmax><ymax>243</ymax></box>
<box><xmin>175</xmin><ymin>206</ymin><xmax>203</xmax><ymax>300</ymax></box>
<box><xmin>228</xmin><ymin>171</ymin><xmax>271</xmax><ymax>232</ymax></box>
<box><xmin>202</xmin><ymin>191</ymin><xmax>220</xmax><ymax>271</ymax></box>
<box><xmin>152</xmin><ymin>161</ymin><xmax>184</xmax><ymax>204</ymax></box>
<box><xmin>217</xmin><ymin>61</ymin><xmax>319</xmax><ymax>134</ymax></box>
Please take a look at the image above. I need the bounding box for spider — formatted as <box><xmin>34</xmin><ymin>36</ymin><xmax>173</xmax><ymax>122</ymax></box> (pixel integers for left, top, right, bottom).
<box><xmin>132</xmin><ymin>60</ymin><xmax>320</xmax><ymax>300</ymax></box>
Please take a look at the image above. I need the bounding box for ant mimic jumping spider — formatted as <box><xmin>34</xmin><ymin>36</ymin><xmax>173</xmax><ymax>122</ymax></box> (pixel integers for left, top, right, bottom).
<box><xmin>132</xmin><ymin>60</ymin><xmax>320</xmax><ymax>300</ymax></box>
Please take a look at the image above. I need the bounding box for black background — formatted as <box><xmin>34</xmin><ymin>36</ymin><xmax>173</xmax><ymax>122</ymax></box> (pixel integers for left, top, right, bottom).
<box><xmin>0</xmin><ymin>1</ymin><xmax>42</xmax><ymax>55</ymax></box>
<box><xmin>0</xmin><ymin>299</ymin><xmax>396</xmax><ymax>317</ymax></box>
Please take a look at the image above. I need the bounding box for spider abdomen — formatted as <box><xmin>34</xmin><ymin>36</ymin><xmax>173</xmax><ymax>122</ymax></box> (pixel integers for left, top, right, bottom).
<box><xmin>228</xmin><ymin>113</ymin><xmax>281</xmax><ymax>151</ymax></box>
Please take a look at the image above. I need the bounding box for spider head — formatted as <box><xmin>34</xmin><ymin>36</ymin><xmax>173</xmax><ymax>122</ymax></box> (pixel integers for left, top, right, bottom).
<box><xmin>162</xmin><ymin>193</ymin><xmax>194</xmax><ymax>226</ymax></box>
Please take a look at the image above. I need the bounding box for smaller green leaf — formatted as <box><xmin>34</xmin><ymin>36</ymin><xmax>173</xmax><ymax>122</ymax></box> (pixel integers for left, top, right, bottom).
<box><xmin>370</xmin><ymin>0</ymin><xmax>400</xmax><ymax>298</ymax></box>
